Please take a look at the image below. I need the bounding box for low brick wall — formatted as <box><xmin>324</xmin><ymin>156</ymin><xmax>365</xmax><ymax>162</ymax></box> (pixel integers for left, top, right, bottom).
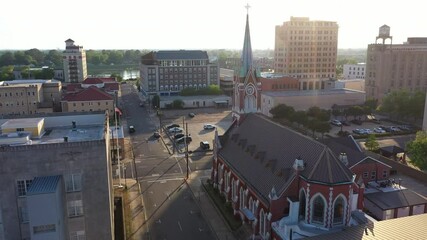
<box><xmin>366</xmin><ymin>151</ymin><xmax>427</xmax><ymax>183</ymax></box>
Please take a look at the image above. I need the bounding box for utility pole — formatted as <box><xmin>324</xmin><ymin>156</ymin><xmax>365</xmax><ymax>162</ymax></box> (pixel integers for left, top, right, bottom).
<box><xmin>185</xmin><ymin>122</ymin><xmax>189</xmax><ymax>180</ymax></box>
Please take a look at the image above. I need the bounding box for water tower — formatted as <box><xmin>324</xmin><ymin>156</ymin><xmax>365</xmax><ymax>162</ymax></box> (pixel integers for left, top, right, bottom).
<box><xmin>376</xmin><ymin>25</ymin><xmax>392</xmax><ymax>44</ymax></box>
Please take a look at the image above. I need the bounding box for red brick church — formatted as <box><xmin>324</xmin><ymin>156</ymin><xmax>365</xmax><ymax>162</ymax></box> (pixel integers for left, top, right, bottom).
<box><xmin>211</xmin><ymin>11</ymin><xmax>376</xmax><ymax>240</ymax></box>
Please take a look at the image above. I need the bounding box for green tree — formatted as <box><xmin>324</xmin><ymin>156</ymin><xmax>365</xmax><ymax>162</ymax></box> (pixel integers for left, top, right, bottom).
<box><xmin>110</xmin><ymin>73</ymin><xmax>123</xmax><ymax>82</ymax></box>
<box><xmin>0</xmin><ymin>66</ymin><xmax>14</xmax><ymax>80</ymax></box>
<box><xmin>33</xmin><ymin>68</ymin><xmax>54</xmax><ymax>79</ymax></box>
<box><xmin>14</xmin><ymin>51</ymin><xmax>33</xmax><ymax>65</ymax></box>
<box><xmin>269</xmin><ymin>104</ymin><xmax>295</xmax><ymax>119</ymax></box>
<box><xmin>151</xmin><ymin>95</ymin><xmax>160</xmax><ymax>108</ymax></box>
<box><xmin>379</xmin><ymin>90</ymin><xmax>425</xmax><ymax>121</ymax></box>
<box><xmin>365</xmin><ymin>134</ymin><xmax>380</xmax><ymax>151</ymax></box>
<box><xmin>406</xmin><ymin>131</ymin><xmax>427</xmax><ymax>170</ymax></box>
<box><xmin>172</xmin><ymin>99</ymin><xmax>185</xmax><ymax>109</ymax></box>
<box><xmin>316</xmin><ymin>121</ymin><xmax>332</xmax><ymax>138</ymax></box>
<box><xmin>0</xmin><ymin>51</ymin><xmax>15</xmax><ymax>66</ymax></box>
<box><xmin>24</xmin><ymin>48</ymin><xmax>44</xmax><ymax>65</ymax></box>
<box><xmin>291</xmin><ymin>111</ymin><xmax>308</xmax><ymax>127</ymax></box>
<box><xmin>45</xmin><ymin>50</ymin><xmax>62</xmax><ymax>67</ymax></box>
<box><xmin>347</xmin><ymin>106</ymin><xmax>364</xmax><ymax>119</ymax></box>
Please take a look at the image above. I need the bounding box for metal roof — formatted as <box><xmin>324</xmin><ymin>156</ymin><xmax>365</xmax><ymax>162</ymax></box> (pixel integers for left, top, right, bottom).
<box><xmin>27</xmin><ymin>175</ymin><xmax>61</xmax><ymax>195</ymax></box>
<box><xmin>365</xmin><ymin>189</ymin><xmax>427</xmax><ymax>210</ymax></box>
<box><xmin>306</xmin><ymin>213</ymin><xmax>427</xmax><ymax>240</ymax></box>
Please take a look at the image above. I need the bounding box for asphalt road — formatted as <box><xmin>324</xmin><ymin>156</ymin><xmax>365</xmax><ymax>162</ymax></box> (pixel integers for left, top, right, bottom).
<box><xmin>119</xmin><ymin>84</ymin><xmax>215</xmax><ymax>240</ymax></box>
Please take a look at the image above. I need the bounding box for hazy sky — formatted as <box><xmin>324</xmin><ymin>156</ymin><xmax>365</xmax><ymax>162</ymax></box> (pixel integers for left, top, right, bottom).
<box><xmin>1</xmin><ymin>0</ymin><xmax>426</xmax><ymax>50</ymax></box>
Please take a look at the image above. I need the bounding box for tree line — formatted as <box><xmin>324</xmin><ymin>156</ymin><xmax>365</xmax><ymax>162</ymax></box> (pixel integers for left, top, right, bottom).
<box><xmin>0</xmin><ymin>49</ymin><xmax>148</xmax><ymax>68</ymax></box>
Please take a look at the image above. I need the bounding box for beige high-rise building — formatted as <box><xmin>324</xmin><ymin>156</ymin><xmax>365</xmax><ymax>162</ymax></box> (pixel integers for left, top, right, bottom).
<box><xmin>274</xmin><ymin>17</ymin><xmax>338</xmax><ymax>88</ymax></box>
<box><xmin>63</xmin><ymin>39</ymin><xmax>88</xmax><ymax>83</ymax></box>
<box><xmin>366</xmin><ymin>26</ymin><xmax>427</xmax><ymax>101</ymax></box>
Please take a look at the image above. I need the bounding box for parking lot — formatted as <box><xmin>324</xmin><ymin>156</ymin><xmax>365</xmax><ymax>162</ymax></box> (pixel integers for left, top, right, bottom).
<box><xmin>159</xmin><ymin>108</ymin><xmax>233</xmax><ymax>153</ymax></box>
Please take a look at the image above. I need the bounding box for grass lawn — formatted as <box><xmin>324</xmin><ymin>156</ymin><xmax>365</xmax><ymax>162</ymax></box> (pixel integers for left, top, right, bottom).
<box><xmin>203</xmin><ymin>181</ymin><xmax>242</xmax><ymax>231</ymax></box>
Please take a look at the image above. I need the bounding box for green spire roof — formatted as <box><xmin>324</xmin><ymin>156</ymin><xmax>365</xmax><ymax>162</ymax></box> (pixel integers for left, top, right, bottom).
<box><xmin>239</xmin><ymin>13</ymin><xmax>253</xmax><ymax>78</ymax></box>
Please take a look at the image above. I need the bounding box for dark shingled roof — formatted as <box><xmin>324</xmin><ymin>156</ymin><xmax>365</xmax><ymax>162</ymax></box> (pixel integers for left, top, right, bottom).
<box><xmin>219</xmin><ymin>114</ymin><xmax>354</xmax><ymax>204</ymax></box>
<box><xmin>27</xmin><ymin>175</ymin><xmax>61</xmax><ymax>195</ymax></box>
<box><xmin>365</xmin><ymin>189</ymin><xmax>427</xmax><ymax>210</ymax></box>
<box><xmin>322</xmin><ymin>136</ymin><xmax>368</xmax><ymax>168</ymax></box>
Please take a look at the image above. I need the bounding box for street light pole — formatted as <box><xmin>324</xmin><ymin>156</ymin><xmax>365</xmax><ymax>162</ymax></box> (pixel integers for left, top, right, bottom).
<box><xmin>185</xmin><ymin>122</ymin><xmax>189</xmax><ymax>180</ymax></box>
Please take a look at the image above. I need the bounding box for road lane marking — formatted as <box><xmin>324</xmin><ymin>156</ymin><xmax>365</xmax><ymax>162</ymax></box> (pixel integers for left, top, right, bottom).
<box><xmin>178</xmin><ymin>221</ymin><xmax>183</xmax><ymax>231</ymax></box>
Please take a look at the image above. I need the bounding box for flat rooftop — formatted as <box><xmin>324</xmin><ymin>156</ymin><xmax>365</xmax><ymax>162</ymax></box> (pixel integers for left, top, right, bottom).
<box><xmin>1</xmin><ymin>118</ymin><xmax>44</xmax><ymax>129</ymax></box>
<box><xmin>262</xmin><ymin>88</ymin><xmax>365</xmax><ymax>97</ymax></box>
<box><xmin>35</xmin><ymin>125</ymin><xmax>105</xmax><ymax>144</ymax></box>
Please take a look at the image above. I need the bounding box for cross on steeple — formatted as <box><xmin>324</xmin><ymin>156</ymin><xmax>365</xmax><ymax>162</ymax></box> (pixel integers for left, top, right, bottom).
<box><xmin>245</xmin><ymin>3</ymin><xmax>251</xmax><ymax>15</ymax></box>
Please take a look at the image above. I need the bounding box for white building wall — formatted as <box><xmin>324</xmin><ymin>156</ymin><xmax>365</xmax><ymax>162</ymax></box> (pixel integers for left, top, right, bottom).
<box><xmin>343</xmin><ymin>64</ymin><xmax>366</xmax><ymax>80</ymax></box>
<box><xmin>397</xmin><ymin>207</ymin><xmax>410</xmax><ymax>218</ymax></box>
<box><xmin>412</xmin><ymin>204</ymin><xmax>425</xmax><ymax>215</ymax></box>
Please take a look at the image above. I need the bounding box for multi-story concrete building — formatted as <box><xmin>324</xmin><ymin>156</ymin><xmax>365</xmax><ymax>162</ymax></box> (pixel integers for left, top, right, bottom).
<box><xmin>0</xmin><ymin>79</ymin><xmax>62</xmax><ymax>116</ymax></box>
<box><xmin>423</xmin><ymin>90</ymin><xmax>427</xmax><ymax>130</ymax></box>
<box><xmin>343</xmin><ymin>63</ymin><xmax>366</xmax><ymax>79</ymax></box>
<box><xmin>219</xmin><ymin>68</ymin><xmax>234</xmax><ymax>96</ymax></box>
<box><xmin>63</xmin><ymin>39</ymin><xmax>88</xmax><ymax>83</ymax></box>
<box><xmin>366</xmin><ymin>25</ymin><xmax>427</xmax><ymax>100</ymax></box>
<box><xmin>140</xmin><ymin>50</ymin><xmax>219</xmax><ymax>96</ymax></box>
<box><xmin>0</xmin><ymin>113</ymin><xmax>114</xmax><ymax>240</ymax></box>
<box><xmin>274</xmin><ymin>17</ymin><xmax>338</xmax><ymax>84</ymax></box>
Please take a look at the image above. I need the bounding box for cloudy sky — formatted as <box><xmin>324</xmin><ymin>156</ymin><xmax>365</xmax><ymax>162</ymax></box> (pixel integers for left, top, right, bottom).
<box><xmin>1</xmin><ymin>0</ymin><xmax>426</xmax><ymax>50</ymax></box>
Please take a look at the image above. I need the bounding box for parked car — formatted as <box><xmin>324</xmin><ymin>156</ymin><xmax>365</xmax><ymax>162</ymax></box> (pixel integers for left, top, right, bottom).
<box><xmin>330</xmin><ymin>119</ymin><xmax>342</xmax><ymax>126</ymax></box>
<box><xmin>128</xmin><ymin>125</ymin><xmax>135</xmax><ymax>133</ymax></box>
<box><xmin>168</xmin><ymin>127</ymin><xmax>183</xmax><ymax>133</ymax></box>
<box><xmin>352</xmin><ymin>129</ymin><xmax>367</xmax><ymax>135</ymax></box>
<box><xmin>350</xmin><ymin>119</ymin><xmax>363</xmax><ymax>125</ymax></box>
<box><xmin>166</xmin><ymin>123</ymin><xmax>180</xmax><ymax>129</ymax></box>
<box><xmin>341</xmin><ymin>120</ymin><xmax>351</xmax><ymax>126</ymax></box>
<box><xmin>200</xmin><ymin>141</ymin><xmax>210</xmax><ymax>150</ymax></box>
<box><xmin>188</xmin><ymin>112</ymin><xmax>196</xmax><ymax>118</ymax></box>
<box><xmin>364</xmin><ymin>129</ymin><xmax>373</xmax><ymax>134</ymax></box>
<box><xmin>379</xmin><ymin>125</ymin><xmax>393</xmax><ymax>132</ymax></box>
<box><xmin>373</xmin><ymin>127</ymin><xmax>386</xmax><ymax>133</ymax></box>
<box><xmin>203</xmin><ymin>124</ymin><xmax>216</xmax><ymax>130</ymax></box>
<box><xmin>173</xmin><ymin>133</ymin><xmax>185</xmax><ymax>139</ymax></box>
<box><xmin>390</xmin><ymin>126</ymin><xmax>401</xmax><ymax>132</ymax></box>
<box><xmin>398</xmin><ymin>125</ymin><xmax>412</xmax><ymax>131</ymax></box>
<box><xmin>153</xmin><ymin>131</ymin><xmax>160</xmax><ymax>138</ymax></box>
<box><xmin>139</xmin><ymin>102</ymin><xmax>144</xmax><ymax>107</ymax></box>
<box><xmin>176</xmin><ymin>136</ymin><xmax>192</xmax><ymax>144</ymax></box>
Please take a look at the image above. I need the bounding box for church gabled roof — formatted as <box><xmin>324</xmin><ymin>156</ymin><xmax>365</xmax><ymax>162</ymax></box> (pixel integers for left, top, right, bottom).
<box><xmin>239</xmin><ymin>13</ymin><xmax>253</xmax><ymax>78</ymax></box>
<box><xmin>218</xmin><ymin>114</ymin><xmax>354</xmax><ymax>205</ymax></box>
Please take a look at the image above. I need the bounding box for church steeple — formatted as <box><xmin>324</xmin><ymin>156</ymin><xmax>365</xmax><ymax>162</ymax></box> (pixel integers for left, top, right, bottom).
<box><xmin>239</xmin><ymin>4</ymin><xmax>253</xmax><ymax>78</ymax></box>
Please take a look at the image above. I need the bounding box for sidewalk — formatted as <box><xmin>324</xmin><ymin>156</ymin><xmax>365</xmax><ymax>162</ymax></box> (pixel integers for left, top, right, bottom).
<box><xmin>186</xmin><ymin>171</ymin><xmax>253</xmax><ymax>240</ymax></box>
<box><xmin>186</xmin><ymin>171</ymin><xmax>236</xmax><ymax>240</ymax></box>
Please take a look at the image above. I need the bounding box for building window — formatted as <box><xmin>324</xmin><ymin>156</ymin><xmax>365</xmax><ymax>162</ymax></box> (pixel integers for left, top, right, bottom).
<box><xmin>371</xmin><ymin>171</ymin><xmax>376</xmax><ymax>180</ymax></box>
<box><xmin>66</xmin><ymin>173</ymin><xmax>82</xmax><ymax>192</ymax></box>
<box><xmin>68</xmin><ymin>200</ymin><xmax>83</xmax><ymax>217</ymax></box>
<box><xmin>333</xmin><ymin>196</ymin><xmax>345</xmax><ymax>225</ymax></box>
<box><xmin>239</xmin><ymin>187</ymin><xmax>246</xmax><ymax>209</ymax></box>
<box><xmin>17</xmin><ymin>179</ymin><xmax>33</xmax><ymax>197</ymax></box>
<box><xmin>363</xmin><ymin>172</ymin><xmax>368</xmax><ymax>178</ymax></box>
<box><xmin>312</xmin><ymin>195</ymin><xmax>325</xmax><ymax>224</ymax></box>
<box><xmin>382</xmin><ymin>170</ymin><xmax>388</xmax><ymax>178</ymax></box>
<box><xmin>231</xmin><ymin>179</ymin><xmax>237</xmax><ymax>201</ymax></box>
<box><xmin>16</xmin><ymin>128</ymin><xmax>24</xmax><ymax>132</ymax></box>
<box><xmin>70</xmin><ymin>230</ymin><xmax>86</xmax><ymax>240</ymax></box>
<box><xmin>259</xmin><ymin>209</ymin><xmax>266</xmax><ymax>237</ymax></box>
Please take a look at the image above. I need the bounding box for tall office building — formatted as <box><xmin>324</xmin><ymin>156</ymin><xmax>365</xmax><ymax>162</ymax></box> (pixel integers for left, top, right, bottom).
<box><xmin>366</xmin><ymin>25</ymin><xmax>427</xmax><ymax>100</ymax></box>
<box><xmin>63</xmin><ymin>39</ymin><xmax>88</xmax><ymax>83</ymax></box>
<box><xmin>0</xmin><ymin>113</ymin><xmax>114</xmax><ymax>240</ymax></box>
<box><xmin>140</xmin><ymin>50</ymin><xmax>219</xmax><ymax>96</ymax></box>
<box><xmin>274</xmin><ymin>17</ymin><xmax>338</xmax><ymax>86</ymax></box>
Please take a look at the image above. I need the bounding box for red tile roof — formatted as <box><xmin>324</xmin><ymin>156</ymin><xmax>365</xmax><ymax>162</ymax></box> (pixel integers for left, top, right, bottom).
<box><xmin>65</xmin><ymin>83</ymin><xmax>83</xmax><ymax>92</ymax></box>
<box><xmin>104</xmin><ymin>82</ymin><xmax>119</xmax><ymax>91</ymax></box>
<box><xmin>84</xmin><ymin>77</ymin><xmax>116</xmax><ymax>84</ymax></box>
<box><xmin>62</xmin><ymin>86</ymin><xmax>113</xmax><ymax>101</ymax></box>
